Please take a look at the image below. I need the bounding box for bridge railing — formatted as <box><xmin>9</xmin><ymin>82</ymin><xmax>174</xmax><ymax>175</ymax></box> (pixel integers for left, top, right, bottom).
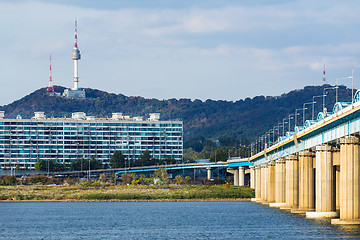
<box><xmin>250</xmin><ymin>96</ymin><xmax>360</xmax><ymax>165</ymax></box>
<box><xmin>0</xmin><ymin>170</ymin><xmax>48</xmax><ymax>176</ymax></box>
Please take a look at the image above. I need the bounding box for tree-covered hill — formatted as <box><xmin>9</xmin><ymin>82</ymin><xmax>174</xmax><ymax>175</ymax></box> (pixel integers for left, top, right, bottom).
<box><xmin>0</xmin><ymin>85</ymin><xmax>352</xmax><ymax>143</ymax></box>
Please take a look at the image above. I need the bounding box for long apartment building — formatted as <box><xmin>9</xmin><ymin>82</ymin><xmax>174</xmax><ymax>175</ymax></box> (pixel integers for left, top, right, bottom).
<box><xmin>0</xmin><ymin>111</ymin><xmax>183</xmax><ymax>169</ymax></box>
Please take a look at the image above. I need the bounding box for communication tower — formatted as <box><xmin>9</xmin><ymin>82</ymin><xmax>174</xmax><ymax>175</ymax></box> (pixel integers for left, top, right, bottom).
<box><xmin>46</xmin><ymin>54</ymin><xmax>55</xmax><ymax>95</ymax></box>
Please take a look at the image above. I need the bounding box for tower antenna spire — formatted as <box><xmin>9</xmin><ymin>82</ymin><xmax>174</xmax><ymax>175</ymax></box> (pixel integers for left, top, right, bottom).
<box><xmin>47</xmin><ymin>54</ymin><xmax>55</xmax><ymax>94</ymax></box>
<box><xmin>74</xmin><ymin>20</ymin><xmax>78</xmax><ymax>48</ymax></box>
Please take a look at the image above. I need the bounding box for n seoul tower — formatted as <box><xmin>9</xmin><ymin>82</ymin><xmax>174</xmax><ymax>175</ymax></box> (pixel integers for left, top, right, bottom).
<box><xmin>63</xmin><ymin>20</ymin><xmax>85</xmax><ymax>98</ymax></box>
<box><xmin>72</xmin><ymin>20</ymin><xmax>81</xmax><ymax>90</ymax></box>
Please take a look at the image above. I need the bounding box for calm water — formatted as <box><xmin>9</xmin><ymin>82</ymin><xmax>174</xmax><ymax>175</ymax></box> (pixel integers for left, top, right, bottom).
<box><xmin>1</xmin><ymin>201</ymin><xmax>360</xmax><ymax>240</ymax></box>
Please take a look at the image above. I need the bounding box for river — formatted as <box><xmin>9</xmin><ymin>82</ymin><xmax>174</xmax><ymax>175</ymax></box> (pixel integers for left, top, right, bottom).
<box><xmin>1</xmin><ymin>201</ymin><xmax>360</xmax><ymax>239</ymax></box>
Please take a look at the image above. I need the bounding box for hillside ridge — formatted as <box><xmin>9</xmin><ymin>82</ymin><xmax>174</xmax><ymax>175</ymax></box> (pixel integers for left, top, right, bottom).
<box><xmin>0</xmin><ymin>85</ymin><xmax>353</xmax><ymax>142</ymax></box>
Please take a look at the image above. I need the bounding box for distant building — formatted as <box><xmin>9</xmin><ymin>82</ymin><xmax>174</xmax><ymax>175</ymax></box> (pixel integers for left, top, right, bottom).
<box><xmin>63</xmin><ymin>88</ymin><xmax>86</xmax><ymax>99</ymax></box>
<box><xmin>0</xmin><ymin>111</ymin><xmax>183</xmax><ymax>170</ymax></box>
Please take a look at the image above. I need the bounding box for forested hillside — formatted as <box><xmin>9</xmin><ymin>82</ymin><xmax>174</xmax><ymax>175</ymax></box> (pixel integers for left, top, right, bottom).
<box><xmin>0</xmin><ymin>85</ymin><xmax>352</xmax><ymax>146</ymax></box>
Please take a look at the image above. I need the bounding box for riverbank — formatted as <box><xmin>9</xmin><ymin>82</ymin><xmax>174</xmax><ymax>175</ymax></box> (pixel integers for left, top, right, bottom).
<box><xmin>0</xmin><ymin>198</ymin><xmax>251</xmax><ymax>203</ymax></box>
<box><xmin>0</xmin><ymin>184</ymin><xmax>254</xmax><ymax>202</ymax></box>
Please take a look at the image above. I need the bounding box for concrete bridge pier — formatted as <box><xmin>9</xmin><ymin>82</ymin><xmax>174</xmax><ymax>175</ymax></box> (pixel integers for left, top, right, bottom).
<box><xmin>332</xmin><ymin>149</ymin><xmax>340</xmax><ymax>212</ymax></box>
<box><xmin>336</xmin><ymin>165</ymin><xmax>340</xmax><ymax>211</ymax></box>
<box><xmin>307</xmin><ymin>145</ymin><xmax>338</xmax><ymax>218</ymax></box>
<box><xmin>269</xmin><ymin>158</ymin><xmax>286</xmax><ymax>208</ymax></box>
<box><xmin>227</xmin><ymin>168</ymin><xmax>239</xmax><ymax>186</ymax></box>
<box><xmin>206</xmin><ymin>167</ymin><xmax>212</xmax><ymax>180</ymax></box>
<box><xmin>260</xmin><ymin>164</ymin><xmax>268</xmax><ymax>202</ymax></box>
<box><xmin>332</xmin><ymin>136</ymin><xmax>360</xmax><ymax>225</ymax></box>
<box><xmin>234</xmin><ymin>169</ymin><xmax>239</xmax><ymax>186</ymax></box>
<box><xmin>250</xmin><ymin>167</ymin><xmax>255</xmax><ymax>189</ymax></box>
<box><xmin>295</xmin><ymin>150</ymin><xmax>315</xmax><ymax>213</ymax></box>
<box><xmin>252</xmin><ymin>166</ymin><xmax>262</xmax><ymax>201</ymax></box>
<box><xmin>283</xmin><ymin>155</ymin><xmax>299</xmax><ymax>210</ymax></box>
<box><xmin>267</xmin><ymin>161</ymin><xmax>275</xmax><ymax>203</ymax></box>
<box><xmin>228</xmin><ymin>166</ymin><xmax>245</xmax><ymax>186</ymax></box>
<box><xmin>239</xmin><ymin>167</ymin><xmax>245</xmax><ymax>186</ymax></box>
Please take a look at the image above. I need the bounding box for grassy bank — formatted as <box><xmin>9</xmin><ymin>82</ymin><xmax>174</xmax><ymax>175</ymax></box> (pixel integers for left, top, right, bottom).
<box><xmin>0</xmin><ymin>184</ymin><xmax>254</xmax><ymax>201</ymax></box>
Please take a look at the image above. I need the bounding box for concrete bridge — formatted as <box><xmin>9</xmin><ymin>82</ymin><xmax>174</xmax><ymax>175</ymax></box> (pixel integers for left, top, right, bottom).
<box><xmin>116</xmin><ymin>159</ymin><xmax>252</xmax><ymax>182</ymax></box>
<box><xmin>247</xmin><ymin>89</ymin><xmax>360</xmax><ymax>225</ymax></box>
<box><xmin>3</xmin><ymin>159</ymin><xmax>253</xmax><ymax>182</ymax></box>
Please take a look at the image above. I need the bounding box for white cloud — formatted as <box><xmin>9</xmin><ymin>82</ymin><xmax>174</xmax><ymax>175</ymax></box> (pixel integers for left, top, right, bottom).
<box><xmin>183</xmin><ymin>15</ymin><xmax>228</xmax><ymax>33</ymax></box>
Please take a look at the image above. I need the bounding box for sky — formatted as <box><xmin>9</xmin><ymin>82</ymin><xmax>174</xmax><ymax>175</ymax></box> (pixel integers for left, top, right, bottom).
<box><xmin>0</xmin><ymin>0</ymin><xmax>360</xmax><ymax>105</ymax></box>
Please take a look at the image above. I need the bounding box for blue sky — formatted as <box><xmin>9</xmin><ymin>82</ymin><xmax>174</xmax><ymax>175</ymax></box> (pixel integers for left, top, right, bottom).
<box><xmin>0</xmin><ymin>0</ymin><xmax>359</xmax><ymax>105</ymax></box>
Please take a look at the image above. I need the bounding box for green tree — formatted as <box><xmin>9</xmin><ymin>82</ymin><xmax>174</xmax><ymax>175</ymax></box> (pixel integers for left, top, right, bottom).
<box><xmin>34</xmin><ymin>158</ymin><xmax>41</xmax><ymax>171</ymax></box>
<box><xmin>90</xmin><ymin>156</ymin><xmax>102</xmax><ymax>170</ymax></box>
<box><xmin>50</xmin><ymin>160</ymin><xmax>65</xmax><ymax>172</ymax></box>
<box><xmin>109</xmin><ymin>151</ymin><xmax>125</xmax><ymax>168</ymax></box>
<box><xmin>218</xmin><ymin>135</ymin><xmax>238</xmax><ymax>147</ymax></box>
<box><xmin>70</xmin><ymin>158</ymin><xmax>87</xmax><ymax>171</ymax></box>
<box><xmin>183</xmin><ymin>148</ymin><xmax>199</xmax><ymax>162</ymax></box>
<box><xmin>140</xmin><ymin>150</ymin><xmax>151</xmax><ymax>162</ymax></box>
<box><xmin>70</xmin><ymin>157</ymin><xmax>102</xmax><ymax>171</ymax></box>
<box><xmin>210</xmin><ymin>146</ymin><xmax>229</xmax><ymax>162</ymax></box>
<box><xmin>35</xmin><ymin>159</ymin><xmax>65</xmax><ymax>172</ymax></box>
<box><xmin>136</xmin><ymin>150</ymin><xmax>154</xmax><ymax>166</ymax></box>
<box><xmin>158</xmin><ymin>157</ymin><xmax>176</xmax><ymax>165</ymax></box>
<box><xmin>153</xmin><ymin>168</ymin><xmax>169</xmax><ymax>183</ymax></box>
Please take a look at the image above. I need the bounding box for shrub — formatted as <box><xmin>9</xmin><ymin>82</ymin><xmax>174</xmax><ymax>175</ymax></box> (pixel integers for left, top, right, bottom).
<box><xmin>99</xmin><ymin>173</ymin><xmax>107</xmax><ymax>183</ymax></box>
<box><xmin>1</xmin><ymin>175</ymin><xmax>17</xmax><ymax>185</ymax></box>
<box><xmin>92</xmin><ymin>182</ymin><xmax>101</xmax><ymax>189</ymax></box>
<box><xmin>131</xmin><ymin>179</ymin><xmax>139</xmax><ymax>185</ymax></box>
<box><xmin>27</xmin><ymin>175</ymin><xmax>49</xmax><ymax>185</ymax></box>
<box><xmin>65</xmin><ymin>178</ymin><xmax>79</xmax><ymax>185</ymax></box>
<box><xmin>49</xmin><ymin>178</ymin><xmax>63</xmax><ymax>185</ymax></box>
<box><xmin>81</xmin><ymin>181</ymin><xmax>92</xmax><ymax>189</ymax></box>
<box><xmin>174</xmin><ymin>175</ymin><xmax>184</xmax><ymax>185</ymax></box>
<box><xmin>138</xmin><ymin>174</ymin><xmax>152</xmax><ymax>185</ymax></box>
<box><xmin>121</xmin><ymin>173</ymin><xmax>132</xmax><ymax>184</ymax></box>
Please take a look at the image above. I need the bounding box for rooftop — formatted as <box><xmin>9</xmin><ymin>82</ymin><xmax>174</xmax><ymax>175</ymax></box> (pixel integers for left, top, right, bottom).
<box><xmin>0</xmin><ymin>111</ymin><xmax>181</xmax><ymax>122</ymax></box>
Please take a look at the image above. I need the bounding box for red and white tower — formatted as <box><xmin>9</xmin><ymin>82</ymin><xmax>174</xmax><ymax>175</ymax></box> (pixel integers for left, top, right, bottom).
<box><xmin>72</xmin><ymin>20</ymin><xmax>81</xmax><ymax>90</ymax></box>
<box><xmin>47</xmin><ymin>54</ymin><xmax>55</xmax><ymax>94</ymax></box>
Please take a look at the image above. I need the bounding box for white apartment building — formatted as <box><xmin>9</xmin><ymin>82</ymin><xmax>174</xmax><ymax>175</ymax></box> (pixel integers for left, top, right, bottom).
<box><xmin>0</xmin><ymin>111</ymin><xmax>183</xmax><ymax>169</ymax></box>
